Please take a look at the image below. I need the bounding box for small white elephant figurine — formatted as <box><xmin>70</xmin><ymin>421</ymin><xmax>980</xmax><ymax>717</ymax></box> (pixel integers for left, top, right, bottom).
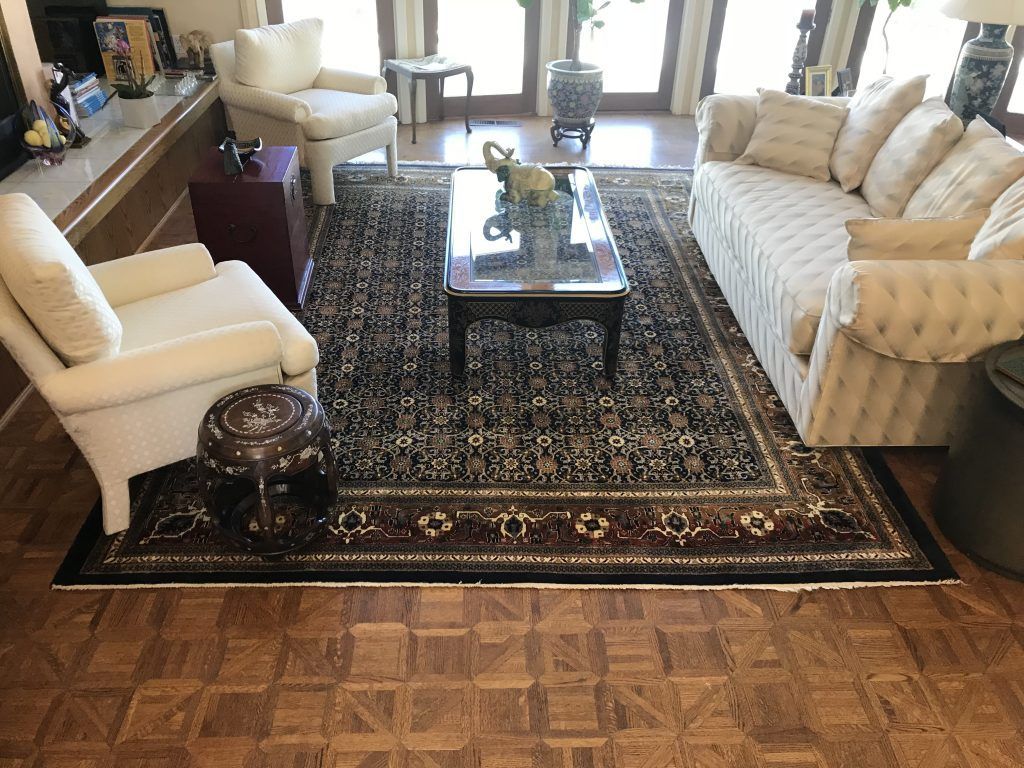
<box><xmin>482</xmin><ymin>141</ymin><xmax>559</xmax><ymax>207</ymax></box>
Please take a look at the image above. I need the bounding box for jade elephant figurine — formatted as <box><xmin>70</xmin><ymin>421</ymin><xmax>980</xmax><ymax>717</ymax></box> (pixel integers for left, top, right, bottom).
<box><xmin>482</xmin><ymin>141</ymin><xmax>559</xmax><ymax>207</ymax></box>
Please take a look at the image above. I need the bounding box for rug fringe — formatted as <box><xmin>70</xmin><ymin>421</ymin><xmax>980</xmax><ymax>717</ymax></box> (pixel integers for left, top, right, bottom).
<box><xmin>343</xmin><ymin>160</ymin><xmax>696</xmax><ymax>171</ymax></box>
<box><xmin>52</xmin><ymin>578</ymin><xmax>962</xmax><ymax>592</ymax></box>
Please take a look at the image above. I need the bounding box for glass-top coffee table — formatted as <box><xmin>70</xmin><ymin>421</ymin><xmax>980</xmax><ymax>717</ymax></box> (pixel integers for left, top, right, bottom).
<box><xmin>444</xmin><ymin>166</ymin><xmax>629</xmax><ymax>378</ymax></box>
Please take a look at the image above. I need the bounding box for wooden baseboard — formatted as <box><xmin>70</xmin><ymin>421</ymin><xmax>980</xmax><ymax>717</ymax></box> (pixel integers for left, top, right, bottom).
<box><xmin>0</xmin><ymin>384</ymin><xmax>33</xmax><ymax>434</ymax></box>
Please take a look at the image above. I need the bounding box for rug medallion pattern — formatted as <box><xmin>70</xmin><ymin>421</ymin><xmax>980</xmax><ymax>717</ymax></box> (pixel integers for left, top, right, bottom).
<box><xmin>57</xmin><ymin>167</ymin><xmax>954</xmax><ymax>587</ymax></box>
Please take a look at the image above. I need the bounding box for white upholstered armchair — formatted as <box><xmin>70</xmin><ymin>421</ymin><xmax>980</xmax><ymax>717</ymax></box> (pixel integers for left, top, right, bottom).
<box><xmin>0</xmin><ymin>193</ymin><xmax>319</xmax><ymax>534</ymax></box>
<box><xmin>211</xmin><ymin>17</ymin><xmax>398</xmax><ymax>206</ymax></box>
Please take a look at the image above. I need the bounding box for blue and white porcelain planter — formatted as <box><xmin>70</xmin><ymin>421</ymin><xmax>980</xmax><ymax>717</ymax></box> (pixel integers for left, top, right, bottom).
<box><xmin>546</xmin><ymin>60</ymin><xmax>603</xmax><ymax>127</ymax></box>
<box><xmin>949</xmin><ymin>23</ymin><xmax>1013</xmax><ymax>123</ymax></box>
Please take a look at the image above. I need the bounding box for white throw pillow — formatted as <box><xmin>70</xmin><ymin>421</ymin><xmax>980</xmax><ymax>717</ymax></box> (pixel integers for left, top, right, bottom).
<box><xmin>970</xmin><ymin>175</ymin><xmax>1024</xmax><ymax>260</ymax></box>
<box><xmin>860</xmin><ymin>98</ymin><xmax>963</xmax><ymax>218</ymax></box>
<box><xmin>0</xmin><ymin>193</ymin><xmax>121</xmax><ymax>364</ymax></box>
<box><xmin>903</xmin><ymin>118</ymin><xmax>1024</xmax><ymax>219</ymax></box>
<box><xmin>234</xmin><ymin>18</ymin><xmax>323</xmax><ymax>94</ymax></box>
<box><xmin>846</xmin><ymin>210</ymin><xmax>988</xmax><ymax>261</ymax></box>
<box><xmin>829</xmin><ymin>75</ymin><xmax>927</xmax><ymax>192</ymax></box>
<box><xmin>736</xmin><ymin>89</ymin><xmax>847</xmax><ymax>182</ymax></box>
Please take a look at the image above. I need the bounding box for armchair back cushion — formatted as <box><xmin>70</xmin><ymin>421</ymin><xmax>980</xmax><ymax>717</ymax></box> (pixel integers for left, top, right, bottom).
<box><xmin>904</xmin><ymin>118</ymin><xmax>1024</xmax><ymax>219</ymax></box>
<box><xmin>829</xmin><ymin>75</ymin><xmax>926</xmax><ymax>192</ymax></box>
<box><xmin>0</xmin><ymin>193</ymin><xmax>121</xmax><ymax>365</ymax></box>
<box><xmin>234</xmin><ymin>17</ymin><xmax>323</xmax><ymax>95</ymax></box>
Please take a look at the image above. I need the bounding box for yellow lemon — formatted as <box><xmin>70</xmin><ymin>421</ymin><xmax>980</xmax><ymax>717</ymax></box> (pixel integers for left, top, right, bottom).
<box><xmin>23</xmin><ymin>129</ymin><xmax>42</xmax><ymax>147</ymax></box>
<box><xmin>39</xmin><ymin>130</ymin><xmax>52</xmax><ymax>148</ymax></box>
<box><xmin>31</xmin><ymin>119</ymin><xmax>48</xmax><ymax>134</ymax></box>
<box><xmin>58</xmin><ymin>133</ymin><xmax>67</xmax><ymax>145</ymax></box>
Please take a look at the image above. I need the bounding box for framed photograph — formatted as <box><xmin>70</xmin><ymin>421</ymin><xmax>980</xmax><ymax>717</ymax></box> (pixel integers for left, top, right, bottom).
<box><xmin>805</xmin><ymin>65</ymin><xmax>833</xmax><ymax>98</ymax></box>
<box><xmin>836</xmin><ymin>68</ymin><xmax>855</xmax><ymax>97</ymax></box>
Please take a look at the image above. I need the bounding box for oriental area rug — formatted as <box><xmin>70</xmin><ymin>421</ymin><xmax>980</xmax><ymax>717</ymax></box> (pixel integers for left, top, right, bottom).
<box><xmin>55</xmin><ymin>166</ymin><xmax>956</xmax><ymax>589</ymax></box>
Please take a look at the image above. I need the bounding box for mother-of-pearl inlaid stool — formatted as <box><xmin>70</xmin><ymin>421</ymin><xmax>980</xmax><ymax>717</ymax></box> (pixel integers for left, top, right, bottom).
<box><xmin>197</xmin><ymin>384</ymin><xmax>338</xmax><ymax>556</ymax></box>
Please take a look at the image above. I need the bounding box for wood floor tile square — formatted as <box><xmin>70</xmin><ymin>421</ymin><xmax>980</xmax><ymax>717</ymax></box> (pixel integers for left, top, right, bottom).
<box><xmin>844</xmin><ymin>624</ymin><xmax>919</xmax><ymax>673</ymax></box>
<box><xmin>882</xmin><ymin>590</ymin><xmax>949</xmax><ymax>624</ymax></box>
<box><xmin>717</xmin><ymin>626</ymin><xmax>785</xmax><ymax>673</ymax></box>
<box><xmin>215</xmin><ymin>638</ymin><xmax>283</xmax><ymax>683</ymax></box>
<box><xmin>887</xmin><ymin>734</ymin><xmax>969</xmax><ymax>768</ymax></box>
<box><xmin>926</xmin><ymin>674</ymin><xmax>1018</xmax><ymax>734</ymax></box>
<box><xmin>536</xmin><ymin>631</ymin><xmax>602</xmax><ymax>680</ymax></box>
<box><xmin>410</xmin><ymin>630</ymin><xmax>472</xmax><ymax>680</ymax></box>
<box><xmin>682</xmin><ymin>741</ymin><xmax>756</xmax><ymax>768</ymax></box>
<box><xmin>901</xmin><ymin>627</ymin><xmax>984</xmax><ymax>673</ymax></box>
<box><xmin>278</xmin><ymin>637</ymin><xmax>344</xmax><ymax>683</ymax></box>
<box><xmin>955</xmin><ymin>734</ymin><xmax>1024</xmax><ymax>768</ymax></box>
<box><xmin>193</xmin><ymin>687</ymin><xmax>268</xmax><ymax>740</ymax></box>
<box><xmin>217</xmin><ymin>590</ymin><xmax>288</xmax><ymax>637</ymax></box>
<box><xmin>601</xmin><ymin>626</ymin><xmax>664</xmax><ymax>680</ymax></box>
<box><xmin>0</xmin><ymin>688</ymin><xmax>59</xmax><ymax>741</ymax></box>
<box><xmin>475</xmin><ymin>682</ymin><xmax>534</xmax><ymax>735</ymax></box>
<box><xmin>412</xmin><ymin>590</ymin><xmax>467</xmax><ymax>629</ymax></box>
<box><xmin>863</xmin><ymin>674</ymin><xmax>946</xmax><ymax>732</ymax></box>
<box><xmin>329</xmin><ymin>686</ymin><xmax>399</xmax><ymax>749</ymax></box>
<box><xmin>608</xmin><ymin>735</ymin><xmax>685</xmax><ymax>768</ymax></box>
<box><xmin>94</xmin><ymin>593</ymin><xmax>165</xmax><ymax>640</ymax></box>
<box><xmin>345</xmin><ymin>626</ymin><xmax>409</xmax><ymax>681</ymax></box>
<box><xmin>471</xmin><ymin>624</ymin><xmax>530</xmax><ymax>681</ymax></box>
<box><xmin>0</xmin><ymin>641</ymin><xmax>82</xmax><ymax>688</ymax></box>
<box><xmin>542</xmin><ymin>683</ymin><xmax>600</xmax><ymax>732</ymax></box>
<box><xmin>161</xmin><ymin>592</ymin><xmax>228</xmax><ymax>640</ymax></box>
<box><xmin>779</xmin><ymin>628</ymin><xmax>848</xmax><ymax>671</ymax></box>
<box><xmin>735</xmin><ymin>679</ymin><xmax>807</xmax><ymax>735</ymax></box>
<box><xmin>658</xmin><ymin>628</ymin><xmax>727</xmax><ymax>676</ymax></box>
<box><xmin>673</xmin><ymin>676</ymin><xmax>743</xmax><ymax>736</ymax></box>
<box><xmin>605</xmin><ymin>682</ymin><xmax>676</xmax><ymax>732</ymax></box>
<box><xmin>140</xmin><ymin>638</ymin><xmax>219</xmax><ymax>681</ymax></box>
<box><xmin>324</xmin><ymin>748</ymin><xmax>394</xmax><ymax>768</ymax></box>
<box><xmin>265</xmin><ymin>685</ymin><xmax>331</xmax><ymax>743</ymax></box>
<box><xmin>116</xmin><ymin>681</ymin><xmax>203</xmax><ymax>744</ymax></box>
<box><xmin>801</xmin><ymin>676</ymin><xmax>876</xmax><ymax>735</ymax></box>
<box><xmin>468</xmin><ymin>590</ymin><xmax>533</xmax><ymax>625</ymax></box>
<box><xmin>534</xmin><ymin>593</ymin><xmax>590</xmax><ymax>633</ymax></box>
<box><xmin>288</xmin><ymin>590</ymin><xmax>351</xmax><ymax>636</ymax></box>
<box><xmin>75</xmin><ymin>640</ymin><xmax>146</xmax><ymax>686</ymax></box>
<box><xmin>41</xmin><ymin>689</ymin><xmax>132</xmax><ymax>747</ymax></box>
<box><xmin>406</xmin><ymin>684</ymin><xmax>470</xmax><ymax>748</ymax></box>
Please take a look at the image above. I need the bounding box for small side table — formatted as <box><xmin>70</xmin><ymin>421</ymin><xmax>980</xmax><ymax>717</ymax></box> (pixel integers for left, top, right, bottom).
<box><xmin>935</xmin><ymin>341</ymin><xmax>1024</xmax><ymax>580</ymax></box>
<box><xmin>382</xmin><ymin>56</ymin><xmax>473</xmax><ymax>144</ymax></box>
<box><xmin>197</xmin><ymin>384</ymin><xmax>338</xmax><ymax>556</ymax></box>
<box><xmin>189</xmin><ymin>145</ymin><xmax>312</xmax><ymax>310</ymax></box>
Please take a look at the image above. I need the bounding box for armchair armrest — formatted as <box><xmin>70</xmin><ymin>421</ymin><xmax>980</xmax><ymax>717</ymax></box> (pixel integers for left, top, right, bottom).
<box><xmin>217</xmin><ymin>78</ymin><xmax>312</xmax><ymax>123</ymax></box>
<box><xmin>38</xmin><ymin>321</ymin><xmax>283</xmax><ymax>415</ymax></box>
<box><xmin>822</xmin><ymin>260</ymin><xmax>1024</xmax><ymax>363</ymax></box>
<box><xmin>314</xmin><ymin>67</ymin><xmax>387</xmax><ymax>95</ymax></box>
<box><xmin>89</xmin><ymin>243</ymin><xmax>217</xmax><ymax>307</ymax></box>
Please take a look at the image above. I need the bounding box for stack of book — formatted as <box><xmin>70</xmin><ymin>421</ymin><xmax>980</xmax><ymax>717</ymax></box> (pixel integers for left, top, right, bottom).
<box><xmin>70</xmin><ymin>73</ymin><xmax>108</xmax><ymax>117</ymax></box>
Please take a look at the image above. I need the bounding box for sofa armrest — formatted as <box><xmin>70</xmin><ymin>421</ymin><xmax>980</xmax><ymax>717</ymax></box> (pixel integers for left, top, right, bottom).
<box><xmin>88</xmin><ymin>244</ymin><xmax>217</xmax><ymax>307</ymax></box>
<box><xmin>38</xmin><ymin>321</ymin><xmax>283</xmax><ymax>415</ymax></box>
<box><xmin>217</xmin><ymin>78</ymin><xmax>312</xmax><ymax>123</ymax></box>
<box><xmin>694</xmin><ymin>94</ymin><xmax>759</xmax><ymax>171</ymax></box>
<box><xmin>314</xmin><ymin>67</ymin><xmax>387</xmax><ymax>95</ymax></box>
<box><xmin>822</xmin><ymin>260</ymin><xmax>1024</xmax><ymax>363</ymax></box>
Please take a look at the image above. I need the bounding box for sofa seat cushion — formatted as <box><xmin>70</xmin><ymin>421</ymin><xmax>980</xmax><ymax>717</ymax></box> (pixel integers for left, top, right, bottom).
<box><xmin>115</xmin><ymin>260</ymin><xmax>318</xmax><ymax>376</ymax></box>
<box><xmin>695</xmin><ymin>161</ymin><xmax>873</xmax><ymax>355</ymax></box>
<box><xmin>295</xmin><ymin>89</ymin><xmax>398</xmax><ymax>141</ymax></box>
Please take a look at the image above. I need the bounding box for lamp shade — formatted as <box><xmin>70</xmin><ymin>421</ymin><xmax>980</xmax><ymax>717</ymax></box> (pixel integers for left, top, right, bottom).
<box><xmin>942</xmin><ymin>0</ymin><xmax>1024</xmax><ymax>24</ymax></box>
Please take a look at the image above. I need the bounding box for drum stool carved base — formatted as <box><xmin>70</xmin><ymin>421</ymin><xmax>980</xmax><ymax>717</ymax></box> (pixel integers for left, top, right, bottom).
<box><xmin>197</xmin><ymin>384</ymin><xmax>338</xmax><ymax>556</ymax></box>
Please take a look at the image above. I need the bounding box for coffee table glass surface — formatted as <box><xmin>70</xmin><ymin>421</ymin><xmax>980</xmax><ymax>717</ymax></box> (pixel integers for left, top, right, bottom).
<box><xmin>444</xmin><ymin>166</ymin><xmax>628</xmax><ymax>297</ymax></box>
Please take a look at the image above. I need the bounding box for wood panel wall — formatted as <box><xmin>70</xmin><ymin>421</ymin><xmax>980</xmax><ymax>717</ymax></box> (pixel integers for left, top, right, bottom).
<box><xmin>0</xmin><ymin>87</ymin><xmax>227</xmax><ymax>418</ymax></box>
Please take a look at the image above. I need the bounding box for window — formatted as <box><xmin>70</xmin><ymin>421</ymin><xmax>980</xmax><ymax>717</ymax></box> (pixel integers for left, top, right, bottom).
<box><xmin>857</xmin><ymin>0</ymin><xmax>966</xmax><ymax>98</ymax></box>
<box><xmin>577</xmin><ymin>0</ymin><xmax>672</xmax><ymax>94</ymax></box>
<box><xmin>714</xmin><ymin>0</ymin><xmax>813</xmax><ymax>94</ymax></box>
<box><xmin>281</xmin><ymin>0</ymin><xmax>382</xmax><ymax>74</ymax></box>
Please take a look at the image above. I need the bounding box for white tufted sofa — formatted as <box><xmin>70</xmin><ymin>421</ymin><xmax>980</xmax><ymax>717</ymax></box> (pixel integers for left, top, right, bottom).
<box><xmin>690</xmin><ymin>94</ymin><xmax>1024</xmax><ymax>446</ymax></box>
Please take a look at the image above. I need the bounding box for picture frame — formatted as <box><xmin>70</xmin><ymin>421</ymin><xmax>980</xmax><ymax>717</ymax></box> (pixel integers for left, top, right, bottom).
<box><xmin>836</xmin><ymin>68</ymin><xmax>855</xmax><ymax>97</ymax></box>
<box><xmin>805</xmin><ymin>64</ymin><xmax>833</xmax><ymax>98</ymax></box>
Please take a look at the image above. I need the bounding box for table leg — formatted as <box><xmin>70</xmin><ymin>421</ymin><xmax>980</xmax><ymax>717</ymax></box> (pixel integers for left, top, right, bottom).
<box><xmin>410</xmin><ymin>77</ymin><xmax>418</xmax><ymax>144</ymax></box>
<box><xmin>602</xmin><ymin>308</ymin><xmax>623</xmax><ymax>380</ymax></box>
<box><xmin>465</xmin><ymin>70</ymin><xmax>474</xmax><ymax>134</ymax></box>
<box><xmin>439</xmin><ymin>75</ymin><xmax>446</xmax><ymax>121</ymax></box>
<box><xmin>448</xmin><ymin>299</ymin><xmax>467</xmax><ymax>376</ymax></box>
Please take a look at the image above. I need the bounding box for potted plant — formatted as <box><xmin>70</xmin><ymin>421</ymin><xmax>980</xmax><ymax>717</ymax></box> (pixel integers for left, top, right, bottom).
<box><xmin>517</xmin><ymin>0</ymin><xmax>646</xmax><ymax>145</ymax></box>
<box><xmin>111</xmin><ymin>41</ymin><xmax>159</xmax><ymax>129</ymax></box>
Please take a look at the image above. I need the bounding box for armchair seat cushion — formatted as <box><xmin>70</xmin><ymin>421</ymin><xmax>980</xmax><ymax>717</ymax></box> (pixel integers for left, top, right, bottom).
<box><xmin>696</xmin><ymin>161</ymin><xmax>873</xmax><ymax>355</ymax></box>
<box><xmin>295</xmin><ymin>88</ymin><xmax>398</xmax><ymax>141</ymax></box>
<box><xmin>114</xmin><ymin>260</ymin><xmax>318</xmax><ymax>376</ymax></box>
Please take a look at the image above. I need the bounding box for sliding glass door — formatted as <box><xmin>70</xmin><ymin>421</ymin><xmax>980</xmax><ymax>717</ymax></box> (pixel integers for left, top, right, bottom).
<box><xmin>424</xmin><ymin>0</ymin><xmax>540</xmax><ymax>116</ymax></box>
<box><xmin>576</xmin><ymin>0</ymin><xmax>685</xmax><ymax>110</ymax></box>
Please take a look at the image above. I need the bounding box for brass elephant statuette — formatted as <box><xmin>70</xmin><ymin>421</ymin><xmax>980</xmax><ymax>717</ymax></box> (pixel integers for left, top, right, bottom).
<box><xmin>483</xmin><ymin>141</ymin><xmax>559</xmax><ymax>207</ymax></box>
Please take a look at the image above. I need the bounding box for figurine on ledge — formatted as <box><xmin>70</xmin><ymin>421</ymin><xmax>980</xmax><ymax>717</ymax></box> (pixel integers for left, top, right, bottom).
<box><xmin>219</xmin><ymin>134</ymin><xmax>263</xmax><ymax>175</ymax></box>
<box><xmin>49</xmin><ymin>63</ymin><xmax>91</xmax><ymax>147</ymax></box>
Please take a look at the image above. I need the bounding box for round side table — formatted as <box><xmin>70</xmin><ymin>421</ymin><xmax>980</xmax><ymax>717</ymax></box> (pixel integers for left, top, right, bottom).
<box><xmin>935</xmin><ymin>341</ymin><xmax>1024</xmax><ymax>580</ymax></box>
<box><xmin>197</xmin><ymin>384</ymin><xmax>338</xmax><ymax>556</ymax></box>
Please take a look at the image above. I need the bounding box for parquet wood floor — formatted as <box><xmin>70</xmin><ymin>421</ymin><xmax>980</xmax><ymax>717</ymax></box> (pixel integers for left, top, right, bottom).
<box><xmin>1</xmin><ymin>118</ymin><xmax>1022</xmax><ymax>767</ymax></box>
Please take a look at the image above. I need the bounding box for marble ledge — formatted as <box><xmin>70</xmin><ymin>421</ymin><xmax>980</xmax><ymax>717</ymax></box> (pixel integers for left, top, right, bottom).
<box><xmin>0</xmin><ymin>85</ymin><xmax>209</xmax><ymax>222</ymax></box>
